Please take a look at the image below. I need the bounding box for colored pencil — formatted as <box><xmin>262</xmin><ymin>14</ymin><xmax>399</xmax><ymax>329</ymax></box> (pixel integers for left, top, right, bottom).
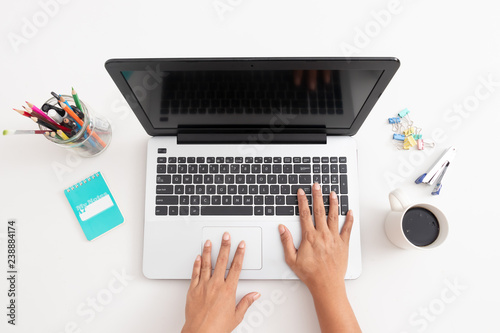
<box><xmin>25</xmin><ymin>101</ymin><xmax>44</xmax><ymax>115</ymax></box>
<box><xmin>56</xmin><ymin>130</ymin><xmax>69</xmax><ymax>140</ymax></box>
<box><xmin>3</xmin><ymin>129</ymin><xmax>49</xmax><ymax>135</ymax></box>
<box><xmin>58</xmin><ymin>101</ymin><xmax>106</xmax><ymax>147</ymax></box>
<box><xmin>25</xmin><ymin>106</ymin><xmax>72</xmax><ymax>132</ymax></box>
<box><xmin>63</xmin><ymin>118</ymin><xmax>76</xmax><ymax>129</ymax></box>
<box><xmin>58</xmin><ymin>95</ymin><xmax>77</xmax><ymax>114</ymax></box>
<box><xmin>72</xmin><ymin>87</ymin><xmax>83</xmax><ymax>112</ymax></box>
<box><xmin>24</xmin><ymin>102</ymin><xmax>61</xmax><ymax>127</ymax></box>
<box><xmin>13</xmin><ymin>108</ymin><xmax>31</xmax><ymax>118</ymax></box>
<box><xmin>31</xmin><ymin>116</ymin><xmax>65</xmax><ymax>133</ymax></box>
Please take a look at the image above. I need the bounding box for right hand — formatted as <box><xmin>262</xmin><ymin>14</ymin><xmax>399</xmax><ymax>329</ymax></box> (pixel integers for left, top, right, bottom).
<box><xmin>278</xmin><ymin>183</ymin><xmax>354</xmax><ymax>292</ymax></box>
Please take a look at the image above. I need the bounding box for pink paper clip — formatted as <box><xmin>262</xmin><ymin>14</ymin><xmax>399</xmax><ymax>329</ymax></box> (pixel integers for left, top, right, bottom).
<box><xmin>417</xmin><ymin>139</ymin><xmax>424</xmax><ymax>150</ymax></box>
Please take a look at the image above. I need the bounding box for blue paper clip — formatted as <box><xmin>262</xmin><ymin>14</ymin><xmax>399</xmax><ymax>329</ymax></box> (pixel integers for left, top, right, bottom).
<box><xmin>398</xmin><ymin>108</ymin><xmax>410</xmax><ymax>118</ymax></box>
<box><xmin>388</xmin><ymin>117</ymin><xmax>401</xmax><ymax>124</ymax></box>
<box><xmin>393</xmin><ymin>133</ymin><xmax>405</xmax><ymax>141</ymax></box>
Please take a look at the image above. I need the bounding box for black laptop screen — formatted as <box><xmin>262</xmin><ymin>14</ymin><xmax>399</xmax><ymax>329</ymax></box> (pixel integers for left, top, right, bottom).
<box><xmin>121</xmin><ymin>69</ymin><xmax>383</xmax><ymax>130</ymax></box>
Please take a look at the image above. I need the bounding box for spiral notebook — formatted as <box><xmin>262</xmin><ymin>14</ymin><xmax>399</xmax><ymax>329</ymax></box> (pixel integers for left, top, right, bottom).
<box><xmin>64</xmin><ymin>172</ymin><xmax>124</xmax><ymax>241</ymax></box>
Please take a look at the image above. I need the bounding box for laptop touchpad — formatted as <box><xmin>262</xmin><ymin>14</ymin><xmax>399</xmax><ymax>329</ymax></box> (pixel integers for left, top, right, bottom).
<box><xmin>202</xmin><ymin>227</ymin><xmax>262</xmax><ymax>270</ymax></box>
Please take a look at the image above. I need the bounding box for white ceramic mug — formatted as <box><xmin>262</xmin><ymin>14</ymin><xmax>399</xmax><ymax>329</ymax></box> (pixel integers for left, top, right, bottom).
<box><xmin>384</xmin><ymin>189</ymin><xmax>449</xmax><ymax>250</ymax></box>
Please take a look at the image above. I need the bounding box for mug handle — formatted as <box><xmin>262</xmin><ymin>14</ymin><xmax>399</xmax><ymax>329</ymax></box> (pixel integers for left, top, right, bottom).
<box><xmin>389</xmin><ymin>189</ymin><xmax>411</xmax><ymax>212</ymax></box>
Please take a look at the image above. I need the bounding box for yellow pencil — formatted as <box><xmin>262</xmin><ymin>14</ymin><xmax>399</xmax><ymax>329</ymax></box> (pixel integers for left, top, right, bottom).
<box><xmin>56</xmin><ymin>130</ymin><xmax>69</xmax><ymax>140</ymax></box>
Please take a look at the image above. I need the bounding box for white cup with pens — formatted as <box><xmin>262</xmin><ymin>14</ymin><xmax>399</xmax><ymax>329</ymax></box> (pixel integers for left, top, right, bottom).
<box><xmin>40</xmin><ymin>93</ymin><xmax>112</xmax><ymax>157</ymax></box>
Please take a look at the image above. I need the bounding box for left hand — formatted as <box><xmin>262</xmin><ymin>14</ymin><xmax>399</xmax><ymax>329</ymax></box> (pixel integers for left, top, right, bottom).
<box><xmin>182</xmin><ymin>232</ymin><xmax>260</xmax><ymax>333</ymax></box>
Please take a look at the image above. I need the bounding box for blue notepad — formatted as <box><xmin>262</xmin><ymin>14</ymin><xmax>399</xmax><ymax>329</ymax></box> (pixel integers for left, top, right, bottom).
<box><xmin>64</xmin><ymin>172</ymin><xmax>124</xmax><ymax>241</ymax></box>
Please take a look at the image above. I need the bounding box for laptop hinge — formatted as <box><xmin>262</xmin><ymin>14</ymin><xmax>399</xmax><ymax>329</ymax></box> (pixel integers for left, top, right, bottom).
<box><xmin>177</xmin><ymin>128</ymin><xmax>327</xmax><ymax>144</ymax></box>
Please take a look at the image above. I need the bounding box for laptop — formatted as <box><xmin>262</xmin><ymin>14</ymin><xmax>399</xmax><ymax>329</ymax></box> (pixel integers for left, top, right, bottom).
<box><xmin>105</xmin><ymin>57</ymin><xmax>400</xmax><ymax>280</ymax></box>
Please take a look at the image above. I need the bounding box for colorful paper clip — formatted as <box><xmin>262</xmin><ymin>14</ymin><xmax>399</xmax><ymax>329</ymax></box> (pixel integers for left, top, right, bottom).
<box><xmin>388</xmin><ymin>117</ymin><xmax>401</xmax><ymax>124</ymax></box>
<box><xmin>398</xmin><ymin>108</ymin><xmax>410</xmax><ymax>118</ymax></box>
<box><xmin>403</xmin><ymin>127</ymin><xmax>415</xmax><ymax>136</ymax></box>
<box><xmin>415</xmin><ymin>146</ymin><xmax>456</xmax><ymax>195</ymax></box>
<box><xmin>393</xmin><ymin>133</ymin><xmax>405</xmax><ymax>141</ymax></box>
<box><xmin>404</xmin><ymin>135</ymin><xmax>417</xmax><ymax>147</ymax></box>
<box><xmin>417</xmin><ymin>139</ymin><xmax>424</xmax><ymax>150</ymax></box>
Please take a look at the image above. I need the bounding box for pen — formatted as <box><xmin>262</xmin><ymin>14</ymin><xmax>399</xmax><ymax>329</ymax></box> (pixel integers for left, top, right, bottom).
<box><xmin>48</xmin><ymin>109</ymin><xmax>63</xmax><ymax>124</ymax></box>
<box><xmin>41</xmin><ymin>103</ymin><xmax>66</xmax><ymax>117</ymax></box>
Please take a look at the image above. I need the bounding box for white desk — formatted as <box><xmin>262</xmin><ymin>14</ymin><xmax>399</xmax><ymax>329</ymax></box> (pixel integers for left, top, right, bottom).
<box><xmin>1</xmin><ymin>1</ymin><xmax>499</xmax><ymax>332</ymax></box>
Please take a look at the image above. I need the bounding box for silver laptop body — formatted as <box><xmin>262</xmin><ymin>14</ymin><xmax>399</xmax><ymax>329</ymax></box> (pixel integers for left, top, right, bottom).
<box><xmin>105</xmin><ymin>57</ymin><xmax>400</xmax><ymax>280</ymax></box>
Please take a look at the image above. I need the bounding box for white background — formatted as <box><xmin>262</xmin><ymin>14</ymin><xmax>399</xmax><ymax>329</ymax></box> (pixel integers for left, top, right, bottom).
<box><xmin>1</xmin><ymin>0</ymin><xmax>499</xmax><ymax>332</ymax></box>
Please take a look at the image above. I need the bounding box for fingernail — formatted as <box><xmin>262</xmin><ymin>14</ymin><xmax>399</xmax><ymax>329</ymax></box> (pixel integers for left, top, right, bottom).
<box><xmin>239</xmin><ymin>241</ymin><xmax>245</xmax><ymax>249</ymax></box>
<box><xmin>278</xmin><ymin>224</ymin><xmax>285</xmax><ymax>235</ymax></box>
<box><xmin>331</xmin><ymin>191</ymin><xmax>337</xmax><ymax>199</ymax></box>
<box><xmin>253</xmin><ymin>292</ymin><xmax>261</xmax><ymax>301</ymax></box>
<box><xmin>223</xmin><ymin>232</ymin><xmax>230</xmax><ymax>241</ymax></box>
<box><xmin>204</xmin><ymin>239</ymin><xmax>211</xmax><ymax>247</ymax></box>
<box><xmin>298</xmin><ymin>188</ymin><xmax>305</xmax><ymax>195</ymax></box>
<box><xmin>195</xmin><ymin>255</ymin><xmax>201</xmax><ymax>261</ymax></box>
<box><xmin>313</xmin><ymin>182</ymin><xmax>320</xmax><ymax>190</ymax></box>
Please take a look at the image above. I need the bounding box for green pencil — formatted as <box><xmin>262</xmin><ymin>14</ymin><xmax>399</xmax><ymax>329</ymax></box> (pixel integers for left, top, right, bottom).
<box><xmin>72</xmin><ymin>87</ymin><xmax>83</xmax><ymax>112</ymax></box>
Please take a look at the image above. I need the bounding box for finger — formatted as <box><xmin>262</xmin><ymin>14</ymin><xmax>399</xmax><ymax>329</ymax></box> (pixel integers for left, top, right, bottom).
<box><xmin>189</xmin><ymin>255</ymin><xmax>202</xmax><ymax>289</ymax></box>
<box><xmin>235</xmin><ymin>292</ymin><xmax>261</xmax><ymax>322</ymax></box>
<box><xmin>340</xmin><ymin>209</ymin><xmax>354</xmax><ymax>245</ymax></box>
<box><xmin>312</xmin><ymin>183</ymin><xmax>327</xmax><ymax>231</ymax></box>
<box><xmin>293</xmin><ymin>70</ymin><xmax>303</xmax><ymax>86</ymax></box>
<box><xmin>278</xmin><ymin>224</ymin><xmax>297</xmax><ymax>267</ymax></box>
<box><xmin>322</xmin><ymin>70</ymin><xmax>331</xmax><ymax>84</ymax></box>
<box><xmin>213</xmin><ymin>232</ymin><xmax>231</xmax><ymax>279</ymax></box>
<box><xmin>308</xmin><ymin>70</ymin><xmax>317</xmax><ymax>90</ymax></box>
<box><xmin>297</xmin><ymin>188</ymin><xmax>314</xmax><ymax>235</ymax></box>
<box><xmin>201</xmin><ymin>239</ymin><xmax>212</xmax><ymax>281</ymax></box>
<box><xmin>327</xmin><ymin>191</ymin><xmax>339</xmax><ymax>234</ymax></box>
<box><xmin>226</xmin><ymin>241</ymin><xmax>245</xmax><ymax>287</ymax></box>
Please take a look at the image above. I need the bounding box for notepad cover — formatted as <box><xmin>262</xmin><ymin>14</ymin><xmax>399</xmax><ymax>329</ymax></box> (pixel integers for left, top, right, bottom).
<box><xmin>64</xmin><ymin>172</ymin><xmax>124</xmax><ymax>241</ymax></box>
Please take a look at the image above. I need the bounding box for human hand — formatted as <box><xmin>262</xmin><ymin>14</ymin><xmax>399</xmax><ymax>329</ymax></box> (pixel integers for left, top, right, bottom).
<box><xmin>182</xmin><ymin>233</ymin><xmax>260</xmax><ymax>333</ymax></box>
<box><xmin>278</xmin><ymin>183</ymin><xmax>354</xmax><ymax>293</ymax></box>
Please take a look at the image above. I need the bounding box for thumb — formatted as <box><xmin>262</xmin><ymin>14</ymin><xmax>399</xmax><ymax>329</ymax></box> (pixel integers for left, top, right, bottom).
<box><xmin>235</xmin><ymin>292</ymin><xmax>260</xmax><ymax>322</ymax></box>
<box><xmin>340</xmin><ymin>210</ymin><xmax>354</xmax><ymax>246</ymax></box>
<box><xmin>278</xmin><ymin>224</ymin><xmax>297</xmax><ymax>267</ymax></box>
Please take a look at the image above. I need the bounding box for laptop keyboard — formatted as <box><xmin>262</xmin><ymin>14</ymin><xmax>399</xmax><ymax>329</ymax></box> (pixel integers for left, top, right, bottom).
<box><xmin>155</xmin><ymin>150</ymin><xmax>349</xmax><ymax>217</ymax></box>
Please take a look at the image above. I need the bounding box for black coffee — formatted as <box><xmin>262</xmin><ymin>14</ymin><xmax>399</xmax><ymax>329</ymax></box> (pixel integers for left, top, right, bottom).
<box><xmin>402</xmin><ymin>207</ymin><xmax>440</xmax><ymax>246</ymax></box>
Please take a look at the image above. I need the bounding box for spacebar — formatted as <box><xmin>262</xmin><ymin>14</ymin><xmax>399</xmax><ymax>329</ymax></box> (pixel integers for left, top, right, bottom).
<box><xmin>201</xmin><ymin>206</ymin><xmax>253</xmax><ymax>215</ymax></box>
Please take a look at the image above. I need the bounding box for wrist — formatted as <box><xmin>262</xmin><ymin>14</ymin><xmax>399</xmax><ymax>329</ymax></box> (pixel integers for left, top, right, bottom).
<box><xmin>307</xmin><ymin>277</ymin><xmax>347</xmax><ymax>299</ymax></box>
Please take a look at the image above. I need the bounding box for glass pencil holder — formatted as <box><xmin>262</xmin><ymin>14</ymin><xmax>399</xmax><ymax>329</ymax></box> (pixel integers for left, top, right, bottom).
<box><xmin>40</xmin><ymin>95</ymin><xmax>112</xmax><ymax>157</ymax></box>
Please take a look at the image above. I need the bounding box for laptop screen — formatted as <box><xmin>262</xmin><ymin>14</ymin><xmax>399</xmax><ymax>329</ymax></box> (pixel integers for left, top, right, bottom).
<box><xmin>121</xmin><ymin>69</ymin><xmax>383</xmax><ymax>130</ymax></box>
